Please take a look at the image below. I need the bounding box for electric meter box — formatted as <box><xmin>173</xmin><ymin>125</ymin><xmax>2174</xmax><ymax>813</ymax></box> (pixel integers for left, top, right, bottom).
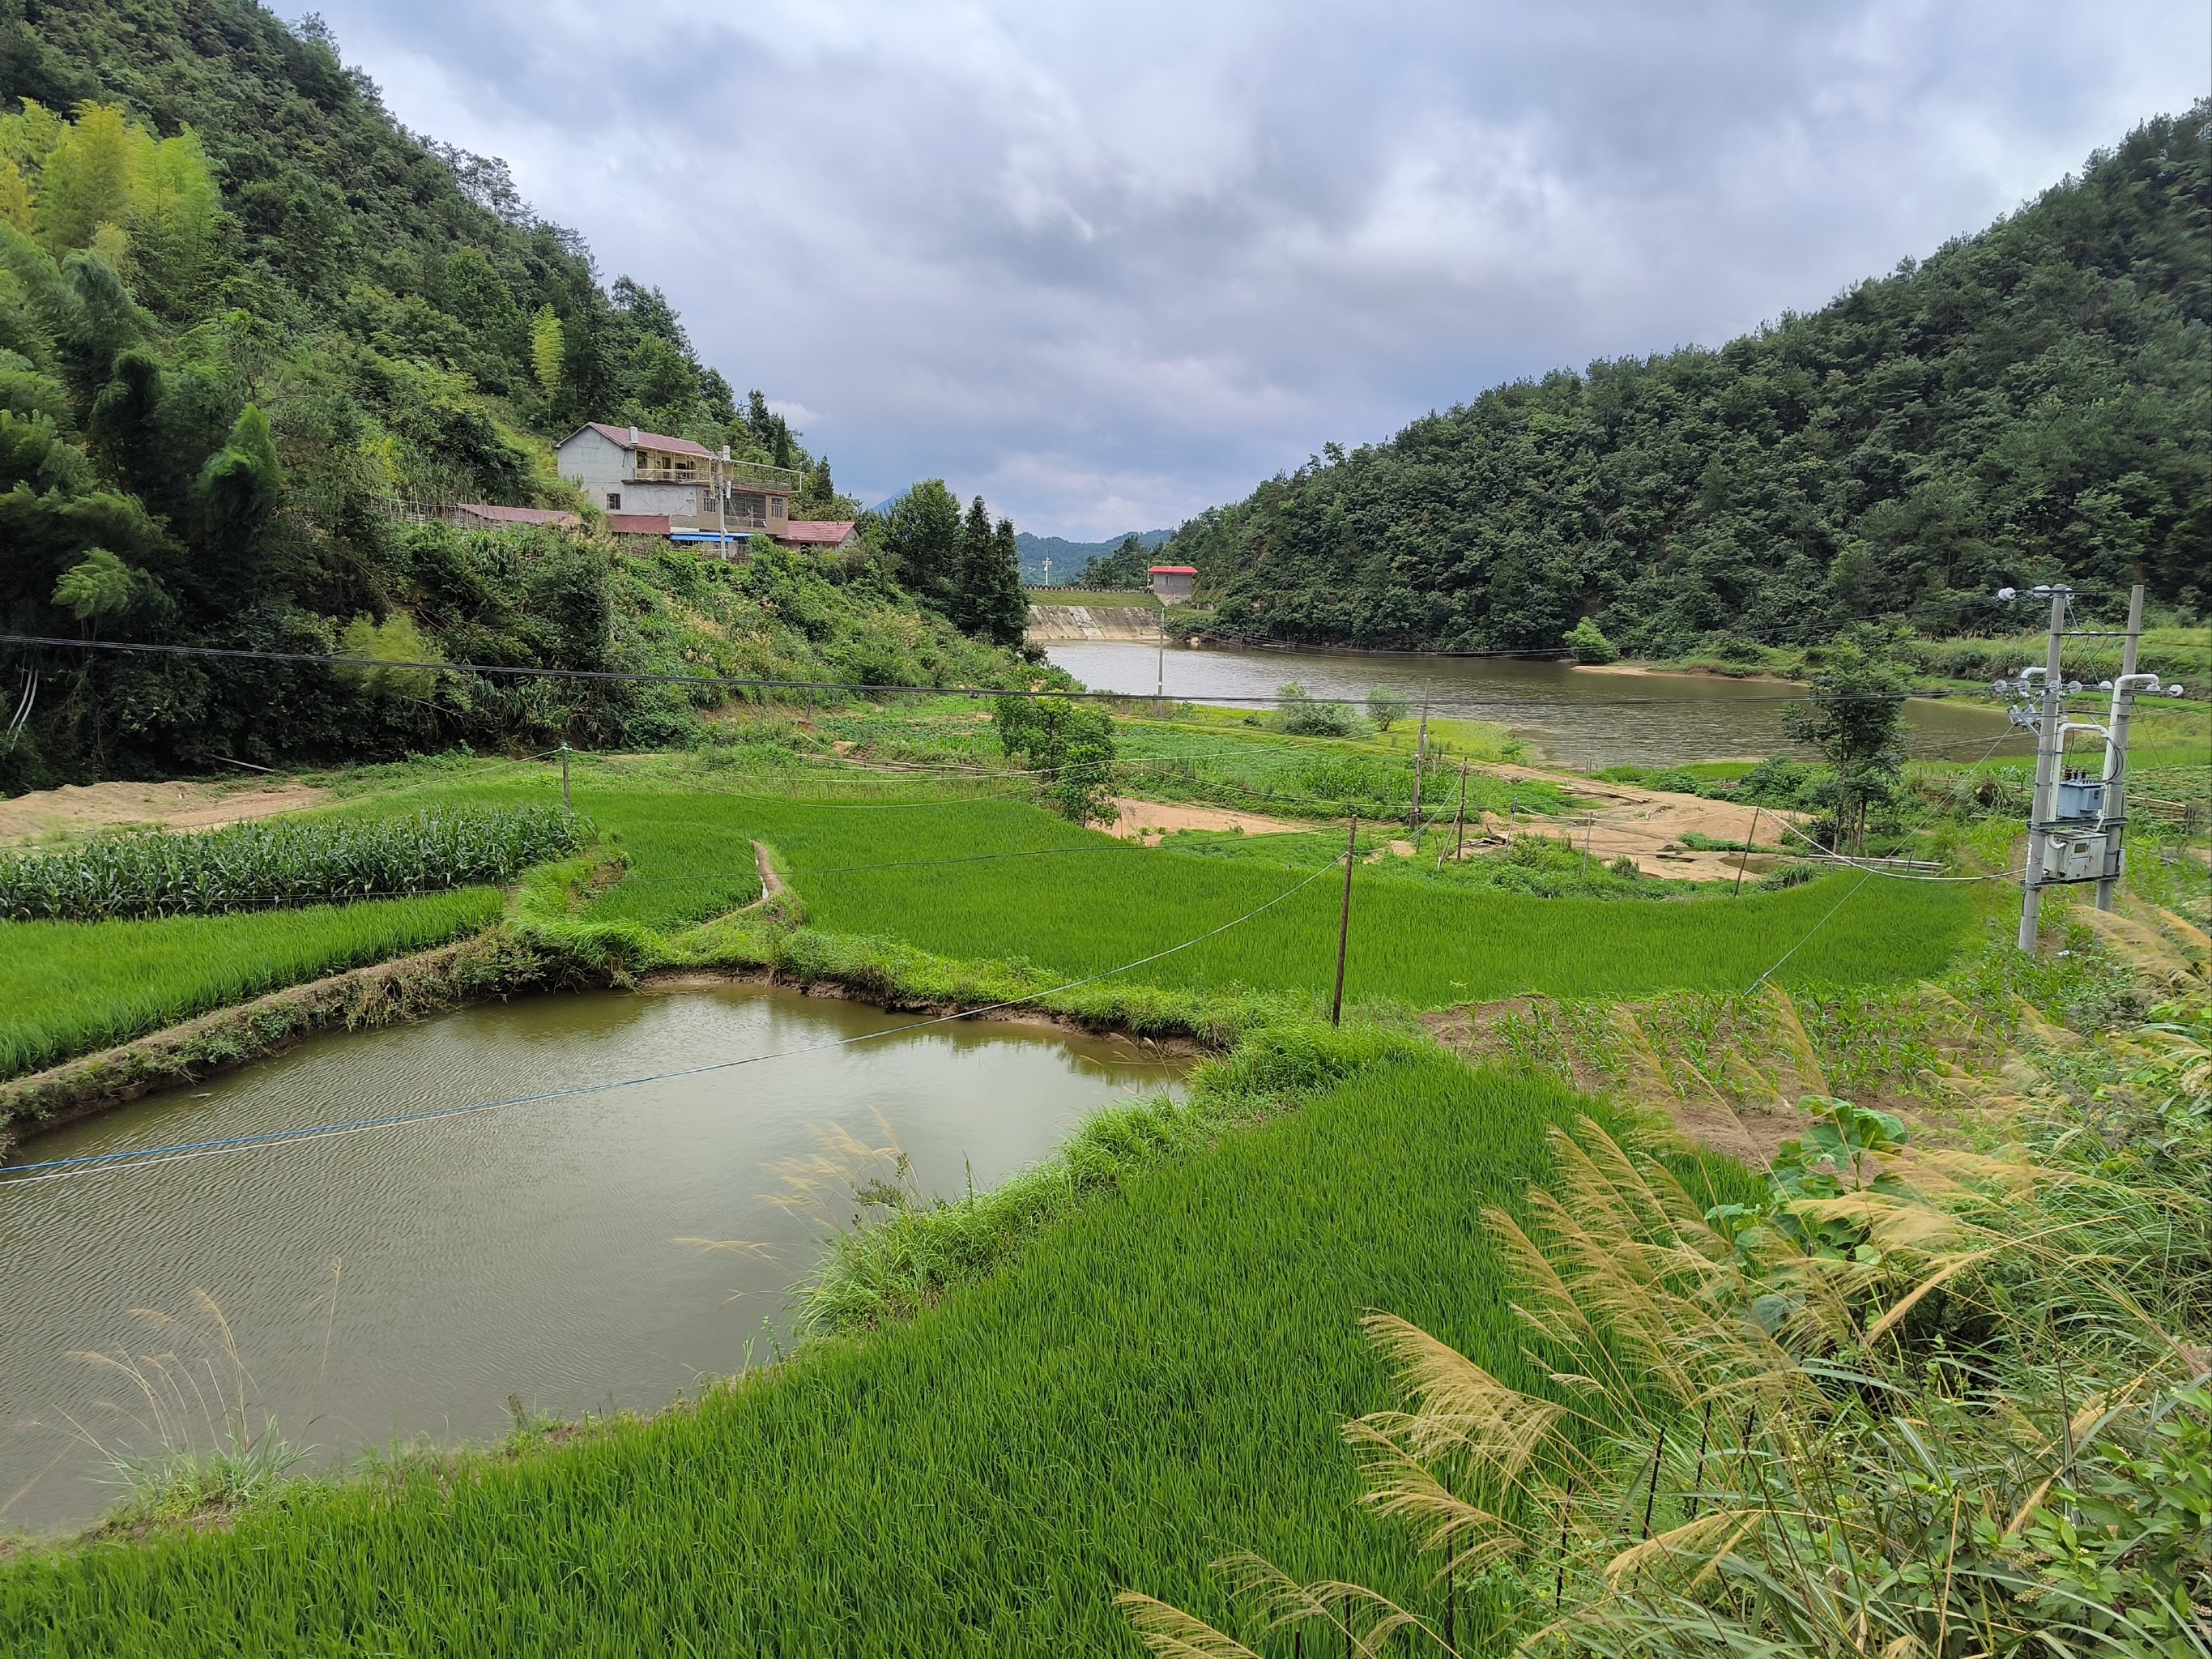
<box><xmin>2042</xmin><ymin>831</ymin><xmax>2110</xmax><ymax>883</ymax></box>
<box><xmin>2053</xmin><ymin>778</ymin><xmax>2106</xmax><ymax>822</ymax></box>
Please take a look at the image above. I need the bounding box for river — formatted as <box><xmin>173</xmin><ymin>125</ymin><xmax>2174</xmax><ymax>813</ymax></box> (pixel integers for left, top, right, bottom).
<box><xmin>0</xmin><ymin>986</ymin><xmax>1184</xmax><ymax>1532</ymax></box>
<box><xmin>1044</xmin><ymin>641</ymin><xmax>2028</xmax><ymax>771</ymax></box>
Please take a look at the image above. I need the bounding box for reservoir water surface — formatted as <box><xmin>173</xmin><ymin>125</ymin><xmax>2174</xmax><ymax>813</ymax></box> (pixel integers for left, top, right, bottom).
<box><xmin>1045</xmin><ymin>641</ymin><xmax>2028</xmax><ymax>771</ymax></box>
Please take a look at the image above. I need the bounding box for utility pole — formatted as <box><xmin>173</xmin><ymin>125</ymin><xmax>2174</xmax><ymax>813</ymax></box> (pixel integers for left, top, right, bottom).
<box><xmin>1155</xmin><ymin>595</ymin><xmax>1166</xmax><ymax>714</ymax></box>
<box><xmin>2016</xmin><ymin>585</ymin><xmax>2070</xmax><ymax>954</ymax></box>
<box><xmin>716</xmin><ymin>447</ymin><xmax>727</xmax><ymax>552</ymax></box>
<box><xmin>559</xmin><ymin>740</ymin><xmax>572</xmax><ymax>812</ymax></box>
<box><xmin>1409</xmin><ymin>701</ymin><xmax>1429</xmax><ymax>839</ymax></box>
<box><xmin>1332</xmin><ymin>817</ymin><xmax>1357</xmax><ymax>1027</ymax></box>
<box><xmin>1449</xmin><ymin>761</ymin><xmax>1468</xmax><ymax>867</ymax></box>
<box><xmin>2095</xmin><ymin>582</ymin><xmax>2148</xmax><ymax>911</ymax></box>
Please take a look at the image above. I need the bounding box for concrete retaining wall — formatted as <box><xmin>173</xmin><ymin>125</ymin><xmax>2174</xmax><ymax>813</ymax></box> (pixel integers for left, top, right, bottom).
<box><xmin>1025</xmin><ymin>604</ymin><xmax>1162</xmax><ymax>642</ymax></box>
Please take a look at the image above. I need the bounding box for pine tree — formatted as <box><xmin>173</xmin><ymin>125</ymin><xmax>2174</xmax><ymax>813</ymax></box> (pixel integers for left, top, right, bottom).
<box><xmin>982</xmin><ymin>517</ymin><xmax>1029</xmax><ymax>646</ymax></box>
<box><xmin>951</xmin><ymin>493</ymin><xmax>994</xmax><ymax>633</ymax></box>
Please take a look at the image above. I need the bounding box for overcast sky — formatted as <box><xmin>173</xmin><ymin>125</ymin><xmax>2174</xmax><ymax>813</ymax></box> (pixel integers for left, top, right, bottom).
<box><xmin>312</xmin><ymin>0</ymin><xmax>2207</xmax><ymax>538</ymax></box>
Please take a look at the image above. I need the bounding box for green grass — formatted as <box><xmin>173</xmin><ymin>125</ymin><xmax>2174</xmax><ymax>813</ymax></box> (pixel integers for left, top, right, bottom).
<box><xmin>0</xmin><ymin>1048</ymin><xmax>1740</xmax><ymax>1655</ymax></box>
<box><xmin>360</xmin><ymin>763</ymin><xmax>1980</xmax><ymax>1001</ymax></box>
<box><xmin>1025</xmin><ymin>587</ymin><xmax>1155</xmax><ymax>607</ymax></box>
<box><xmin>0</xmin><ymin>889</ymin><xmax>504</xmax><ymax>1079</ymax></box>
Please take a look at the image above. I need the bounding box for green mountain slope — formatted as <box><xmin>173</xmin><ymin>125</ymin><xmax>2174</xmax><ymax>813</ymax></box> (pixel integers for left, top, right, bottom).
<box><xmin>0</xmin><ymin>0</ymin><xmax>1035</xmax><ymax>784</ymax></box>
<box><xmin>1166</xmin><ymin>106</ymin><xmax>2211</xmax><ymax>653</ymax></box>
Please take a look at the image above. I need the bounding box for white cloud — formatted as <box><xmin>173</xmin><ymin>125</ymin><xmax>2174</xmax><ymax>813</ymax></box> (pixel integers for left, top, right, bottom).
<box><xmin>313</xmin><ymin>0</ymin><xmax>2206</xmax><ymax>538</ymax></box>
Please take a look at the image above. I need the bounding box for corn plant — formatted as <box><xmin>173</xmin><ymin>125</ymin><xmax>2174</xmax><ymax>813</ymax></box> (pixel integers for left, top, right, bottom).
<box><xmin>0</xmin><ymin>808</ymin><xmax>586</xmax><ymax>921</ymax></box>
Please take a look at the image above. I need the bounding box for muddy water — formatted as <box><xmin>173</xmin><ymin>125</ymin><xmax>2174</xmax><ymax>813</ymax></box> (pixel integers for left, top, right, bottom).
<box><xmin>0</xmin><ymin>986</ymin><xmax>1184</xmax><ymax>1532</ymax></box>
<box><xmin>1045</xmin><ymin>641</ymin><xmax>2027</xmax><ymax>771</ymax></box>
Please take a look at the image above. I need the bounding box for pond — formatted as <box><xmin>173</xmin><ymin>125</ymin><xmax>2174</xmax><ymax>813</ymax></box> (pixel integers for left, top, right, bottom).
<box><xmin>1045</xmin><ymin>641</ymin><xmax>2028</xmax><ymax>771</ymax></box>
<box><xmin>0</xmin><ymin>985</ymin><xmax>1185</xmax><ymax>1533</ymax></box>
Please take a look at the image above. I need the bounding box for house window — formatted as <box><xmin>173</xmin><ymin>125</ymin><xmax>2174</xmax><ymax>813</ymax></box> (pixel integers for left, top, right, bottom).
<box><xmin>606</xmin><ymin>492</ymin><xmax>621</xmax><ymax>510</ymax></box>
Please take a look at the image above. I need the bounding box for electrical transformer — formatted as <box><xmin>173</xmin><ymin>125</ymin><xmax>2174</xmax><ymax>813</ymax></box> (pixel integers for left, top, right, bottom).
<box><xmin>2041</xmin><ymin>831</ymin><xmax>2117</xmax><ymax>883</ymax></box>
<box><xmin>2053</xmin><ymin>778</ymin><xmax>2106</xmax><ymax>822</ymax></box>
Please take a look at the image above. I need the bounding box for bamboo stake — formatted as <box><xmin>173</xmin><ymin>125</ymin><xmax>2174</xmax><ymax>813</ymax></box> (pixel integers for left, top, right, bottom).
<box><xmin>1733</xmin><ymin>804</ymin><xmax>1761</xmax><ymax>897</ymax></box>
<box><xmin>1332</xmin><ymin>817</ymin><xmax>1357</xmax><ymax>1027</ymax></box>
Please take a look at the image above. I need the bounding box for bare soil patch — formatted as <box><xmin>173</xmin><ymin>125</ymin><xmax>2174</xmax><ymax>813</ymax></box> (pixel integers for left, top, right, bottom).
<box><xmin>0</xmin><ymin>780</ymin><xmax>327</xmax><ymax>845</ymax></box>
<box><xmin>1473</xmin><ymin>765</ymin><xmax>1801</xmax><ymax>880</ymax></box>
<box><xmin>1104</xmin><ymin>797</ymin><xmax>1305</xmax><ymax>846</ymax></box>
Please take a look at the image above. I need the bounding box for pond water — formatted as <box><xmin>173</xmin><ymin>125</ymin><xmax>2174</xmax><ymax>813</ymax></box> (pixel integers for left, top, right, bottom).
<box><xmin>1045</xmin><ymin>641</ymin><xmax>2029</xmax><ymax>772</ymax></box>
<box><xmin>0</xmin><ymin>986</ymin><xmax>1184</xmax><ymax>1532</ymax></box>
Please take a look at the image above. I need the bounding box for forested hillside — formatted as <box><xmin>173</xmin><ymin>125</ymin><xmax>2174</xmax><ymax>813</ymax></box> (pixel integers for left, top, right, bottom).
<box><xmin>1167</xmin><ymin>105</ymin><xmax>2211</xmax><ymax>654</ymax></box>
<box><xmin>0</xmin><ymin>0</ymin><xmax>1033</xmax><ymax>785</ymax></box>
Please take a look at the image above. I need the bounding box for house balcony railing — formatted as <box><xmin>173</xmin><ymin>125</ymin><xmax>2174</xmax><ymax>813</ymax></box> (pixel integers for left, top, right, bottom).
<box><xmin>626</xmin><ymin>459</ymin><xmax>806</xmax><ymax>492</ymax></box>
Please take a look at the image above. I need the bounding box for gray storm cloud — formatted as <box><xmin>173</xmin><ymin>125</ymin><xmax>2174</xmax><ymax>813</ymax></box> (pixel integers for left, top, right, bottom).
<box><xmin>311</xmin><ymin>0</ymin><xmax>2204</xmax><ymax>535</ymax></box>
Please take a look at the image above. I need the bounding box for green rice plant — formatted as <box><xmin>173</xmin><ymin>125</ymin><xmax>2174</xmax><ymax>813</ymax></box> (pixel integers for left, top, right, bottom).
<box><xmin>0</xmin><ymin>889</ymin><xmax>503</xmax><ymax>1079</ymax></box>
<box><xmin>0</xmin><ymin>1044</ymin><xmax>1687</xmax><ymax>1654</ymax></box>
<box><xmin>0</xmin><ymin>808</ymin><xmax>584</xmax><ymax>921</ymax></box>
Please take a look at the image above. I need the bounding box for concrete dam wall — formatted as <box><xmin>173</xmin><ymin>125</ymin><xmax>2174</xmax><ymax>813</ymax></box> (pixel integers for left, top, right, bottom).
<box><xmin>1025</xmin><ymin>605</ymin><xmax>1163</xmax><ymax>642</ymax></box>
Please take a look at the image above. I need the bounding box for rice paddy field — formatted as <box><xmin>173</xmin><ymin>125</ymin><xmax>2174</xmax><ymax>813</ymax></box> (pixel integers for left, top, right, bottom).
<box><xmin>0</xmin><ymin>735</ymin><xmax>1989</xmax><ymax>1089</ymax></box>
<box><xmin>0</xmin><ymin>890</ymin><xmax>505</xmax><ymax>1080</ymax></box>
<box><xmin>354</xmin><ymin>762</ymin><xmax>1980</xmax><ymax>1003</ymax></box>
<box><xmin>0</xmin><ymin>1050</ymin><xmax>1745</xmax><ymax>1654</ymax></box>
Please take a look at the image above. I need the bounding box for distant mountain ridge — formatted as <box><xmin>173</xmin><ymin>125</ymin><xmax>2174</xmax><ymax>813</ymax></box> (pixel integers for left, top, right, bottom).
<box><xmin>1015</xmin><ymin>530</ymin><xmax>1171</xmax><ymax>583</ymax></box>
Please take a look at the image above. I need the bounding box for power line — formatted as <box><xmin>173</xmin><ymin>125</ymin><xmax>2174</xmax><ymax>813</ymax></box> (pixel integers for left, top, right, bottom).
<box><xmin>0</xmin><ymin>849</ymin><xmax>1351</xmax><ymax>1190</ymax></box>
<box><xmin>0</xmin><ymin>633</ymin><xmax>2039</xmax><ymax>710</ymax></box>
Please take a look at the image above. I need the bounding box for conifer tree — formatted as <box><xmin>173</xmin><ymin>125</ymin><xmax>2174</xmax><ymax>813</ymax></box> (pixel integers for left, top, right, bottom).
<box><xmin>951</xmin><ymin>493</ymin><xmax>994</xmax><ymax>633</ymax></box>
<box><xmin>982</xmin><ymin>517</ymin><xmax>1029</xmax><ymax>646</ymax></box>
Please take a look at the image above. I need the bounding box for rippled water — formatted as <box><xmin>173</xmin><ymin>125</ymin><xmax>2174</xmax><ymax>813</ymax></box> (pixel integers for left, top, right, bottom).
<box><xmin>1046</xmin><ymin>641</ymin><xmax>2028</xmax><ymax>771</ymax></box>
<box><xmin>0</xmin><ymin>986</ymin><xmax>1184</xmax><ymax>1531</ymax></box>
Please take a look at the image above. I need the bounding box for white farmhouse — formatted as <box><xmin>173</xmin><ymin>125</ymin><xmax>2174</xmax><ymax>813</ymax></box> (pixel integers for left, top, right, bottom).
<box><xmin>554</xmin><ymin>424</ymin><xmax>803</xmax><ymax>534</ymax></box>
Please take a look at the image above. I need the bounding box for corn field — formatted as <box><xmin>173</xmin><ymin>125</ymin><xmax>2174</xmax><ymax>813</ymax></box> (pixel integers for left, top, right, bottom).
<box><xmin>0</xmin><ymin>808</ymin><xmax>586</xmax><ymax>922</ymax></box>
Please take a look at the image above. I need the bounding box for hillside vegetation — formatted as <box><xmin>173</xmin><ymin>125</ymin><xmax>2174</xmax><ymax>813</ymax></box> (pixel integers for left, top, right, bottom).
<box><xmin>0</xmin><ymin>1</ymin><xmax>1032</xmax><ymax>787</ymax></box>
<box><xmin>1164</xmin><ymin>106</ymin><xmax>2211</xmax><ymax>653</ymax></box>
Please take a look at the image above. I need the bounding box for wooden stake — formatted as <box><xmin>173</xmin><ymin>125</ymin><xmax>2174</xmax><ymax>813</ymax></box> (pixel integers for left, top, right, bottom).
<box><xmin>559</xmin><ymin>741</ymin><xmax>571</xmax><ymax>812</ymax></box>
<box><xmin>1733</xmin><ymin>804</ymin><xmax>1762</xmax><ymax>897</ymax></box>
<box><xmin>1441</xmin><ymin>761</ymin><xmax>1468</xmax><ymax>869</ymax></box>
<box><xmin>1332</xmin><ymin>817</ymin><xmax>1357</xmax><ymax>1028</ymax></box>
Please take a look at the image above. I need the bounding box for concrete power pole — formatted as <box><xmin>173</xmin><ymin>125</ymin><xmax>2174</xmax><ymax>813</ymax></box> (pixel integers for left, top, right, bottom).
<box><xmin>2016</xmin><ymin>585</ymin><xmax>2070</xmax><ymax>955</ymax></box>
<box><xmin>2095</xmin><ymin>582</ymin><xmax>2149</xmax><ymax>911</ymax></box>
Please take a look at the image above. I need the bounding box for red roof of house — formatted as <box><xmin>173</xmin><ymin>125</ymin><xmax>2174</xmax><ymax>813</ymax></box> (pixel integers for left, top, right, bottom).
<box><xmin>573</xmin><ymin>423</ymin><xmax>713</xmax><ymax>459</ymax></box>
<box><xmin>1149</xmin><ymin>565</ymin><xmax>1198</xmax><ymax>575</ymax></box>
<box><xmin>455</xmin><ymin>502</ymin><xmax>581</xmax><ymax>529</ymax></box>
<box><xmin>605</xmin><ymin>513</ymin><xmax>673</xmax><ymax>535</ymax></box>
<box><xmin>775</xmin><ymin>520</ymin><xmax>858</xmax><ymax>545</ymax></box>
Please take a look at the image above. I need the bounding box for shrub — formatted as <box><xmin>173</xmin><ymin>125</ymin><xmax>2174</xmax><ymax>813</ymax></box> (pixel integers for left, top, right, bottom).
<box><xmin>1364</xmin><ymin>687</ymin><xmax>1409</xmax><ymax>731</ymax></box>
<box><xmin>1565</xmin><ymin>616</ymin><xmax>1619</xmax><ymax>664</ymax></box>
<box><xmin>1273</xmin><ymin>684</ymin><xmax>1358</xmax><ymax>737</ymax></box>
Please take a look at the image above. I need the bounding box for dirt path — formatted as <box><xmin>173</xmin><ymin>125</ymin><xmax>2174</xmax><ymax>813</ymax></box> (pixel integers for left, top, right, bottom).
<box><xmin>0</xmin><ymin>780</ymin><xmax>327</xmax><ymax>844</ymax></box>
<box><xmin>751</xmin><ymin>840</ymin><xmax>786</xmax><ymax>903</ymax></box>
<box><xmin>1104</xmin><ymin>797</ymin><xmax>1305</xmax><ymax>846</ymax></box>
<box><xmin>1474</xmin><ymin>764</ymin><xmax>1800</xmax><ymax>880</ymax></box>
